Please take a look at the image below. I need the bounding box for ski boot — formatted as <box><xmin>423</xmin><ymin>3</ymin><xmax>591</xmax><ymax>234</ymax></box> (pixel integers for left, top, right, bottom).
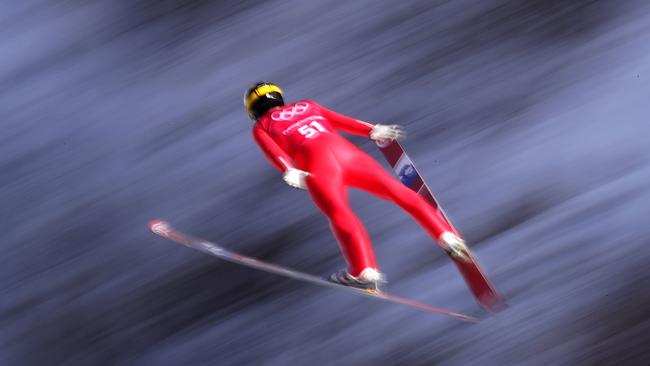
<box><xmin>440</xmin><ymin>232</ymin><xmax>470</xmax><ymax>263</ymax></box>
<box><xmin>329</xmin><ymin>268</ymin><xmax>385</xmax><ymax>293</ymax></box>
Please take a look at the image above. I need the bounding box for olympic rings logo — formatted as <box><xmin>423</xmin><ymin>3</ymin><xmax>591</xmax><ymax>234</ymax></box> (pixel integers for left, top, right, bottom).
<box><xmin>271</xmin><ymin>102</ymin><xmax>310</xmax><ymax>121</ymax></box>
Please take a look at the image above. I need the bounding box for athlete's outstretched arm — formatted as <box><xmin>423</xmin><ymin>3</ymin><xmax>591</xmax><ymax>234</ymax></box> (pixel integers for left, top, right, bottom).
<box><xmin>317</xmin><ymin>103</ymin><xmax>404</xmax><ymax>140</ymax></box>
<box><xmin>317</xmin><ymin>104</ymin><xmax>374</xmax><ymax>137</ymax></box>
<box><xmin>252</xmin><ymin>124</ymin><xmax>294</xmax><ymax>173</ymax></box>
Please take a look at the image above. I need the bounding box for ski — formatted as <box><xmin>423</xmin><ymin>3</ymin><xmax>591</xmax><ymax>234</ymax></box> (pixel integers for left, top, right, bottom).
<box><xmin>148</xmin><ymin>219</ymin><xmax>478</xmax><ymax>322</ymax></box>
<box><xmin>376</xmin><ymin>140</ymin><xmax>506</xmax><ymax>313</ymax></box>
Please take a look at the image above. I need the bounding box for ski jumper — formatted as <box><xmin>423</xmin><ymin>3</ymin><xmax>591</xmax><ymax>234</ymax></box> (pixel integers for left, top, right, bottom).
<box><xmin>252</xmin><ymin>100</ymin><xmax>454</xmax><ymax>276</ymax></box>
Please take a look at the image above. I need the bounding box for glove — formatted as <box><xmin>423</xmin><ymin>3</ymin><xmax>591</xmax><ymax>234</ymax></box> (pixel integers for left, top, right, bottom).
<box><xmin>282</xmin><ymin>168</ymin><xmax>310</xmax><ymax>190</ymax></box>
<box><xmin>369</xmin><ymin>124</ymin><xmax>405</xmax><ymax>141</ymax></box>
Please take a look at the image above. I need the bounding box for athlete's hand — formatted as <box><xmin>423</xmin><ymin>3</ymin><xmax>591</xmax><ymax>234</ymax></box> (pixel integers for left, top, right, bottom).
<box><xmin>282</xmin><ymin>168</ymin><xmax>310</xmax><ymax>190</ymax></box>
<box><xmin>369</xmin><ymin>124</ymin><xmax>405</xmax><ymax>141</ymax></box>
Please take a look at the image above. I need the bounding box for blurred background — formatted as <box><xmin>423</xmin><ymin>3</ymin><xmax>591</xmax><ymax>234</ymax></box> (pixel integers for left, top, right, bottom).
<box><xmin>2</xmin><ymin>0</ymin><xmax>650</xmax><ymax>365</ymax></box>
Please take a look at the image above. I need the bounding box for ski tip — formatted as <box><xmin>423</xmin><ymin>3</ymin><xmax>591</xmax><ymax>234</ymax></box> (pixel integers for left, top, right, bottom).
<box><xmin>148</xmin><ymin>219</ymin><xmax>172</xmax><ymax>236</ymax></box>
<box><xmin>438</xmin><ymin>310</ymin><xmax>479</xmax><ymax>323</ymax></box>
<box><xmin>484</xmin><ymin>299</ymin><xmax>509</xmax><ymax>314</ymax></box>
<box><xmin>458</xmin><ymin>314</ymin><xmax>480</xmax><ymax>323</ymax></box>
<box><xmin>147</xmin><ymin>219</ymin><xmax>165</xmax><ymax>230</ymax></box>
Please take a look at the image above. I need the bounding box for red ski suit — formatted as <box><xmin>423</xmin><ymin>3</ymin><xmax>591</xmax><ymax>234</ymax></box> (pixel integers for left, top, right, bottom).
<box><xmin>252</xmin><ymin>100</ymin><xmax>453</xmax><ymax>276</ymax></box>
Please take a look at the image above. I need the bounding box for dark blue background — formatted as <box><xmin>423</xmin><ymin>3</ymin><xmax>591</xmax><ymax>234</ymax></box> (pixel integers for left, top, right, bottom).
<box><xmin>2</xmin><ymin>1</ymin><xmax>649</xmax><ymax>365</ymax></box>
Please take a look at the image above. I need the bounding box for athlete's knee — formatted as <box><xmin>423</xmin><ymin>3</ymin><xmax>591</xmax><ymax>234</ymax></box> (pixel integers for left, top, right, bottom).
<box><xmin>318</xmin><ymin>196</ymin><xmax>350</xmax><ymax>216</ymax></box>
<box><xmin>387</xmin><ymin>184</ymin><xmax>420</xmax><ymax>209</ymax></box>
<box><xmin>329</xmin><ymin>209</ymin><xmax>362</xmax><ymax>236</ymax></box>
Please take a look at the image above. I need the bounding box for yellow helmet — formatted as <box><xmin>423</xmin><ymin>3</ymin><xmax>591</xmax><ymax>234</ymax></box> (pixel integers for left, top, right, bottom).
<box><xmin>244</xmin><ymin>81</ymin><xmax>284</xmax><ymax>120</ymax></box>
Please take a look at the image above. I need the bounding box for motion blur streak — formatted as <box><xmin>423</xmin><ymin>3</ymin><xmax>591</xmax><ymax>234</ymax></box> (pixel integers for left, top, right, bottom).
<box><xmin>2</xmin><ymin>1</ymin><xmax>649</xmax><ymax>365</ymax></box>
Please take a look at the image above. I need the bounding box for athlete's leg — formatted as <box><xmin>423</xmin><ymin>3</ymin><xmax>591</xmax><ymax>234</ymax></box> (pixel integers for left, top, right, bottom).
<box><xmin>304</xmin><ymin>159</ymin><xmax>378</xmax><ymax>277</ymax></box>
<box><xmin>343</xmin><ymin>152</ymin><xmax>454</xmax><ymax>241</ymax></box>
